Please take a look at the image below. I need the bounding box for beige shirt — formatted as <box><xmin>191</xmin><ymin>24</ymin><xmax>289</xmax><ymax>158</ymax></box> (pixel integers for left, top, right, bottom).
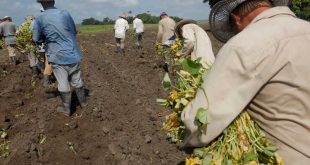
<box><xmin>156</xmin><ymin>16</ymin><xmax>176</xmax><ymax>44</ymax></box>
<box><xmin>181</xmin><ymin>7</ymin><xmax>310</xmax><ymax>165</ymax></box>
<box><xmin>179</xmin><ymin>24</ymin><xmax>215</xmax><ymax>68</ymax></box>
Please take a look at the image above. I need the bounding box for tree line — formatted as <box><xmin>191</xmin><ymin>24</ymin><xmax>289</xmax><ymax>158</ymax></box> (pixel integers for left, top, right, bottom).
<box><xmin>291</xmin><ymin>0</ymin><xmax>310</xmax><ymax>20</ymax></box>
<box><xmin>81</xmin><ymin>13</ymin><xmax>183</xmax><ymax>25</ymax></box>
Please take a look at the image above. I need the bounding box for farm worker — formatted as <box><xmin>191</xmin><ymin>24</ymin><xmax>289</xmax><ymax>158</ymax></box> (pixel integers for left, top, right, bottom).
<box><xmin>33</xmin><ymin>0</ymin><xmax>87</xmax><ymax>116</ymax></box>
<box><xmin>174</xmin><ymin>19</ymin><xmax>215</xmax><ymax>69</ymax></box>
<box><xmin>38</xmin><ymin>8</ymin><xmax>53</xmax><ymax>87</ymax></box>
<box><xmin>156</xmin><ymin>12</ymin><xmax>176</xmax><ymax>46</ymax></box>
<box><xmin>0</xmin><ymin>16</ymin><xmax>18</xmax><ymax>64</ymax></box>
<box><xmin>133</xmin><ymin>15</ymin><xmax>144</xmax><ymax>49</ymax></box>
<box><xmin>156</xmin><ymin>12</ymin><xmax>176</xmax><ymax>72</ymax></box>
<box><xmin>114</xmin><ymin>14</ymin><xmax>129</xmax><ymax>55</ymax></box>
<box><xmin>180</xmin><ymin>0</ymin><xmax>310</xmax><ymax>164</ymax></box>
<box><xmin>18</xmin><ymin>15</ymin><xmax>41</xmax><ymax>79</ymax></box>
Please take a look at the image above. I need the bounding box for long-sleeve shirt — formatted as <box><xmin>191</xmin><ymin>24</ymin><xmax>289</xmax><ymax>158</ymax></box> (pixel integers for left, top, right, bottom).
<box><xmin>179</xmin><ymin>24</ymin><xmax>215</xmax><ymax>68</ymax></box>
<box><xmin>32</xmin><ymin>7</ymin><xmax>82</xmax><ymax>65</ymax></box>
<box><xmin>114</xmin><ymin>18</ymin><xmax>129</xmax><ymax>39</ymax></box>
<box><xmin>0</xmin><ymin>21</ymin><xmax>17</xmax><ymax>45</ymax></box>
<box><xmin>181</xmin><ymin>7</ymin><xmax>310</xmax><ymax>165</ymax></box>
<box><xmin>133</xmin><ymin>18</ymin><xmax>144</xmax><ymax>33</ymax></box>
<box><xmin>156</xmin><ymin>17</ymin><xmax>176</xmax><ymax>44</ymax></box>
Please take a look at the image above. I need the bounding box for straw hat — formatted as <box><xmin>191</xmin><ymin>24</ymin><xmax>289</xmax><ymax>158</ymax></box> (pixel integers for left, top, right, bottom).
<box><xmin>2</xmin><ymin>16</ymin><xmax>11</xmax><ymax>20</ymax></box>
<box><xmin>175</xmin><ymin>19</ymin><xmax>197</xmax><ymax>38</ymax></box>
<box><xmin>26</xmin><ymin>15</ymin><xmax>35</xmax><ymax>21</ymax></box>
<box><xmin>209</xmin><ymin>0</ymin><xmax>291</xmax><ymax>42</ymax></box>
<box><xmin>119</xmin><ymin>14</ymin><xmax>127</xmax><ymax>19</ymax></box>
<box><xmin>2</xmin><ymin>16</ymin><xmax>12</xmax><ymax>22</ymax></box>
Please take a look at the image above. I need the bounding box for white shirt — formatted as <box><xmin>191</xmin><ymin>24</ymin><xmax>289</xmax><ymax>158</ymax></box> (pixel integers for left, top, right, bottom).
<box><xmin>114</xmin><ymin>18</ymin><xmax>129</xmax><ymax>39</ymax></box>
<box><xmin>133</xmin><ymin>18</ymin><xmax>144</xmax><ymax>33</ymax></box>
<box><xmin>180</xmin><ymin>24</ymin><xmax>215</xmax><ymax>68</ymax></box>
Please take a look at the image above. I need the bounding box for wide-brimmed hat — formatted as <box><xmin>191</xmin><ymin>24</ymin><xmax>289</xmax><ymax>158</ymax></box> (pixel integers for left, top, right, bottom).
<box><xmin>209</xmin><ymin>0</ymin><xmax>291</xmax><ymax>42</ymax></box>
<box><xmin>26</xmin><ymin>15</ymin><xmax>35</xmax><ymax>21</ymax></box>
<box><xmin>175</xmin><ymin>19</ymin><xmax>197</xmax><ymax>38</ymax></box>
<box><xmin>119</xmin><ymin>14</ymin><xmax>127</xmax><ymax>19</ymax></box>
<box><xmin>2</xmin><ymin>16</ymin><xmax>11</xmax><ymax>21</ymax></box>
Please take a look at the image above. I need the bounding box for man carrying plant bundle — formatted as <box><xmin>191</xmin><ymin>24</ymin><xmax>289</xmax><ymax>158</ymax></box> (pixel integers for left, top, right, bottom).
<box><xmin>17</xmin><ymin>15</ymin><xmax>40</xmax><ymax>79</ymax></box>
<box><xmin>174</xmin><ymin>19</ymin><xmax>215</xmax><ymax>69</ymax></box>
<box><xmin>181</xmin><ymin>0</ymin><xmax>310</xmax><ymax>164</ymax></box>
<box><xmin>156</xmin><ymin>12</ymin><xmax>176</xmax><ymax>72</ymax></box>
<box><xmin>33</xmin><ymin>0</ymin><xmax>87</xmax><ymax>116</ymax></box>
<box><xmin>133</xmin><ymin>15</ymin><xmax>144</xmax><ymax>50</ymax></box>
<box><xmin>114</xmin><ymin>14</ymin><xmax>129</xmax><ymax>55</ymax></box>
<box><xmin>0</xmin><ymin>16</ymin><xmax>18</xmax><ymax>64</ymax></box>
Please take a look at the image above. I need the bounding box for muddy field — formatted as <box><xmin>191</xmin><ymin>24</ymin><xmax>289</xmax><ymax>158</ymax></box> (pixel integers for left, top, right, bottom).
<box><xmin>0</xmin><ymin>27</ymin><xmax>222</xmax><ymax>165</ymax></box>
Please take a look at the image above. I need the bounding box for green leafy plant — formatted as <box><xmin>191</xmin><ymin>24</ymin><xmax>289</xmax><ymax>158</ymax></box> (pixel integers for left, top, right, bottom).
<box><xmin>16</xmin><ymin>20</ymin><xmax>39</xmax><ymax>55</ymax></box>
<box><xmin>291</xmin><ymin>0</ymin><xmax>310</xmax><ymax>20</ymax></box>
<box><xmin>156</xmin><ymin>38</ymin><xmax>284</xmax><ymax>165</ymax></box>
<box><xmin>0</xmin><ymin>39</ymin><xmax>4</xmax><ymax>49</ymax></box>
<box><xmin>0</xmin><ymin>129</ymin><xmax>10</xmax><ymax>158</ymax></box>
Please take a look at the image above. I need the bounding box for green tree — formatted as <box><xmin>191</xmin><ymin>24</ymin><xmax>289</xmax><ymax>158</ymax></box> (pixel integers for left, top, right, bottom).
<box><xmin>127</xmin><ymin>16</ymin><xmax>134</xmax><ymax>24</ymax></box>
<box><xmin>136</xmin><ymin>13</ymin><xmax>181</xmax><ymax>23</ymax></box>
<box><xmin>102</xmin><ymin>17</ymin><xmax>114</xmax><ymax>25</ymax></box>
<box><xmin>171</xmin><ymin>16</ymin><xmax>182</xmax><ymax>22</ymax></box>
<box><xmin>291</xmin><ymin>0</ymin><xmax>310</xmax><ymax>20</ymax></box>
<box><xmin>81</xmin><ymin>17</ymin><xmax>101</xmax><ymax>25</ymax></box>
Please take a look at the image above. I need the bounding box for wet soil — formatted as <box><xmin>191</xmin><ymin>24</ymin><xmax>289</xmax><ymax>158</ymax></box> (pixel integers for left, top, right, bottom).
<box><xmin>0</xmin><ymin>27</ymin><xmax>222</xmax><ymax>165</ymax></box>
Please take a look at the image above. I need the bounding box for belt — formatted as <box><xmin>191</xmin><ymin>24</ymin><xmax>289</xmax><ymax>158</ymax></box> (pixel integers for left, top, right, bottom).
<box><xmin>4</xmin><ymin>35</ymin><xmax>15</xmax><ymax>38</ymax></box>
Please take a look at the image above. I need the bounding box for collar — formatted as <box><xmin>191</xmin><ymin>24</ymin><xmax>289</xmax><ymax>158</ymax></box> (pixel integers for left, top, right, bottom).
<box><xmin>250</xmin><ymin>6</ymin><xmax>296</xmax><ymax>25</ymax></box>
<box><xmin>45</xmin><ymin>6</ymin><xmax>57</xmax><ymax>10</ymax></box>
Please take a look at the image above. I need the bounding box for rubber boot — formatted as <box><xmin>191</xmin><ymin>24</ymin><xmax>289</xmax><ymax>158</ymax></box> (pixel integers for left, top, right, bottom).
<box><xmin>115</xmin><ymin>47</ymin><xmax>121</xmax><ymax>54</ymax></box>
<box><xmin>9</xmin><ymin>56</ymin><xmax>16</xmax><ymax>64</ymax></box>
<box><xmin>38</xmin><ymin>60</ymin><xmax>45</xmax><ymax>71</ymax></box>
<box><xmin>121</xmin><ymin>48</ymin><xmax>125</xmax><ymax>55</ymax></box>
<box><xmin>163</xmin><ymin>63</ymin><xmax>169</xmax><ymax>73</ymax></box>
<box><xmin>12</xmin><ymin>56</ymin><xmax>17</xmax><ymax>65</ymax></box>
<box><xmin>75</xmin><ymin>87</ymin><xmax>87</xmax><ymax>108</ymax></box>
<box><xmin>31</xmin><ymin>66</ymin><xmax>40</xmax><ymax>79</ymax></box>
<box><xmin>57</xmin><ymin>92</ymin><xmax>72</xmax><ymax>116</ymax></box>
<box><xmin>43</xmin><ymin>75</ymin><xmax>51</xmax><ymax>87</ymax></box>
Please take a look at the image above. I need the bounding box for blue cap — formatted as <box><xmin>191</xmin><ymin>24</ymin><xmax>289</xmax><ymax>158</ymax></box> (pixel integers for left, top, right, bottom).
<box><xmin>160</xmin><ymin>12</ymin><xmax>168</xmax><ymax>17</ymax></box>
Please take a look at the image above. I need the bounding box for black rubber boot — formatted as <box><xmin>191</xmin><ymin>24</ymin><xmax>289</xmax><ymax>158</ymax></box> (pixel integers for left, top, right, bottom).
<box><xmin>57</xmin><ymin>92</ymin><xmax>72</xmax><ymax>116</ymax></box>
<box><xmin>163</xmin><ymin>63</ymin><xmax>169</xmax><ymax>73</ymax></box>
<box><xmin>75</xmin><ymin>87</ymin><xmax>87</xmax><ymax>108</ymax></box>
<box><xmin>31</xmin><ymin>66</ymin><xmax>40</xmax><ymax>79</ymax></box>
<box><xmin>43</xmin><ymin>75</ymin><xmax>51</xmax><ymax>87</ymax></box>
<box><xmin>115</xmin><ymin>47</ymin><xmax>121</xmax><ymax>54</ymax></box>
<box><xmin>121</xmin><ymin>49</ymin><xmax>125</xmax><ymax>55</ymax></box>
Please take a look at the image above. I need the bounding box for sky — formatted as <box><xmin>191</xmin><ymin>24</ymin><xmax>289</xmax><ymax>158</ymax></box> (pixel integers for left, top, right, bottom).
<box><xmin>0</xmin><ymin>0</ymin><xmax>211</xmax><ymax>26</ymax></box>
